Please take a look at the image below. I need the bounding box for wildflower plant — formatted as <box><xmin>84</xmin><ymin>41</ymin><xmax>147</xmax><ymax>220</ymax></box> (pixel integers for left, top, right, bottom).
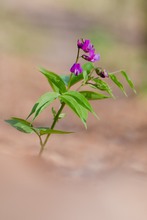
<box><xmin>5</xmin><ymin>39</ymin><xmax>136</xmax><ymax>155</ymax></box>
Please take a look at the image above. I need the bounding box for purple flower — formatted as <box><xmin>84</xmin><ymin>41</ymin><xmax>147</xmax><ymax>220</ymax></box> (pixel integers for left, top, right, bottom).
<box><xmin>77</xmin><ymin>39</ymin><xmax>94</xmax><ymax>53</ymax></box>
<box><xmin>70</xmin><ymin>63</ymin><xmax>83</xmax><ymax>76</ymax></box>
<box><xmin>82</xmin><ymin>50</ymin><xmax>100</xmax><ymax>62</ymax></box>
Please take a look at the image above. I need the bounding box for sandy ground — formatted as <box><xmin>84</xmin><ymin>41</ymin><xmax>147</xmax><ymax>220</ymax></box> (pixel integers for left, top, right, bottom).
<box><xmin>0</xmin><ymin>54</ymin><xmax>147</xmax><ymax>220</ymax></box>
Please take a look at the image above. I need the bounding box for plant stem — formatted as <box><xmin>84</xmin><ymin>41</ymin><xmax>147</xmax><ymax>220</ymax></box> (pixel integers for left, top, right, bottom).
<box><xmin>76</xmin><ymin>82</ymin><xmax>84</xmax><ymax>91</ymax></box>
<box><xmin>109</xmin><ymin>70</ymin><xmax>122</xmax><ymax>74</ymax></box>
<box><xmin>38</xmin><ymin>102</ymin><xmax>65</xmax><ymax>156</ymax></box>
<box><xmin>76</xmin><ymin>48</ymin><xmax>80</xmax><ymax>63</ymax></box>
<box><xmin>67</xmin><ymin>74</ymin><xmax>73</xmax><ymax>90</ymax></box>
<box><xmin>39</xmin><ymin>48</ymin><xmax>80</xmax><ymax>155</ymax></box>
<box><xmin>67</xmin><ymin>48</ymin><xmax>80</xmax><ymax>90</ymax></box>
<box><xmin>38</xmin><ymin>135</ymin><xmax>44</xmax><ymax>156</ymax></box>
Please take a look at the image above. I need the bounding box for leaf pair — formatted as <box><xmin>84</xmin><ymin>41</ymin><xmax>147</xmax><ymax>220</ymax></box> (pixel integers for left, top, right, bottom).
<box><xmin>80</xmin><ymin>91</ymin><xmax>109</xmax><ymax>100</ymax></box>
<box><xmin>5</xmin><ymin>117</ymin><xmax>72</xmax><ymax>135</ymax></box>
<box><xmin>109</xmin><ymin>70</ymin><xmax>136</xmax><ymax>95</ymax></box>
<box><xmin>27</xmin><ymin>64</ymin><xmax>96</xmax><ymax>126</ymax></box>
<box><xmin>60</xmin><ymin>91</ymin><xmax>98</xmax><ymax>128</ymax></box>
<box><xmin>40</xmin><ymin>68</ymin><xmax>67</xmax><ymax>94</ymax></box>
<box><xmin>90</xmin><ymin>78</ymin><xmax>114</xmax><ymax>97</ymax></box>
<box><xmin>27</xmin><ymin>92</ymin><xmax>60</xmax><ymax>120</ymax></box>
<box><xmin>27</xmin><ymin>67</ymin><xmax>68</xmax><ymax>121</ymax></box>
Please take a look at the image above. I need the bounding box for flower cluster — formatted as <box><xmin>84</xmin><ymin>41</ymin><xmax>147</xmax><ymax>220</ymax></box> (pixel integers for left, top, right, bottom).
<box><xmin>70</xmin><ymin>39</ymin><xmax>100</xmax><ymax>76</ymax></box>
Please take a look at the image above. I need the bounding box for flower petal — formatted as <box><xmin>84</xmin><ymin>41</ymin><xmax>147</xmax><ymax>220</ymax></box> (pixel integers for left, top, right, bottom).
<box><xmin>70</xmin><ymin>63</ymin><xmax>83</xmax><ymax>76</ymax></box>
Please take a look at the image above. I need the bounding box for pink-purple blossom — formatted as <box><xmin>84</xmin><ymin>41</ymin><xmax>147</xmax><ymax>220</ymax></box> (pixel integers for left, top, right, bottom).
<box><xmin>70</xmin><ymin>38</ymin><xmax>100</xmax><ymax>76</ymax></box>
<box><xmin>70</xmin><ymin>63</ymin><xmax>83</xmax><ymax>76</ymax></box>
<box><xmin>82</xmin><ymin>50</ymin><xmax>100</xmax><ymax>62</ymax></box>
<box><xmin>77</xmin><ymin>39</ymin><xmax>94</xmax><ymax>53</ymax></box>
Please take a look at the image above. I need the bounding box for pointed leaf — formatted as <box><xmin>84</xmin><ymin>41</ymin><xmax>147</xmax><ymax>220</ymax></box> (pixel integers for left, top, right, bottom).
<box><xmin>51</xmin><ymin>107</ymin><xmax>57</xmax><ymax>118</ymax></box>
<box><xmin>70</xmin><ymin>73</ymin><xmax>84</xmax><ymax>87</ymax></box>
<box><xmin>27</xmin><ymin>92</ymin><xmax>60</xmax><ymax>120</ymax></box>
<box><xmin>121</xmin><ymin>70</ymin><xmax>136</xmax><ymax>93</ymax></box>
<box><xmin>80</xmin><ymin>91</ymin><xmax>110</xmax><ymax>100</ymax></box>
<box><xmin>60</xmin><ymin>94</ymin><xmax>88</xmax><ymax>128</ymax></box>
<box><xmin>5</xmin><ymin>117</ymin><xmax>34</xmax><ymax>133</ymax></box>
<box><xmin>26</xmin><ymin>103</ymin><xmax>39</xmax><ymax>120</ymax></box>
<box><xmin>64</xmin><ymin>91</ymin><xmax>97</xmax><ymax>118</ymax></box>
<box><xmin>92</xmin><ymin>78</ymin><xmax>114</xmax><ymax>97</ymax></box>
<box><xmin>109</xmin><ymin>74</ymin><xmax>127</xmax><ymax>96</ymax></box>
<box><xmin>36</xmin><ymin>127</ymin><xmax>73</xmax><ymax>135</ymax></box>
<box><xmin>83</xmin><ymin>70</ymin><xmax>88</xmax><ymax>83</ymax></box>
<box><xmin>40</xmin><ymin>68</ymin><xmax>67</xmax><ymax>93</ymax></box>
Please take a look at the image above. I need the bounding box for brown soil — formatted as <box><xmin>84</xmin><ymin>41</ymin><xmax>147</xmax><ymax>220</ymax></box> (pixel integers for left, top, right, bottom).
<box><xmin>0</xmin><ymin>54</ymin><xmax>147</xmax><ymax>220</ymax></box>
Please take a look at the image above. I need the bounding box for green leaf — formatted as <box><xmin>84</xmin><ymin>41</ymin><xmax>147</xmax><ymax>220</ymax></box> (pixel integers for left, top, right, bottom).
<box><xmin>27</xmin><ymin>92</ymin><xmax>60</xmax><ymax>120</ymax></box>
<box><xmin>60</xmin><ymin>94</ymin><xmax>88</xmax><ymax>128</ymax></box>
<box><xmin>26</xmin><ymin>103</ymin><xmax>38</xmax><ymax>120</ymax></box>
<box><xmin>92</xmin><ymin>78</ymin><xmax>114</xmax><ymax>97</ymax></box>
<box><xmin>109</xmin><ymin>74</ymin><xmax>127</xmax><ymax>96</ymax></box>
<box><xmin>51</xmin><ymin>107</ymin><xmax>57</xmax><ymax>118</ymax></box>
<box><xmin>60</xmin><ymin>75</ymin><xmax>70</xmax><ymax>86</ymax></box>
<box><xmin>83</xmin><ymin>70</ymin><xmax>88</xmax><ymax>83</ymax></box>
<box><xmin>40</xmin><ymin>68</ymin><xmax>67</xmax><ymax>93</ymax></box>
<box><xmin>64</xmin><ymin>91</ymin><xmax>97</xmax><ymax>118</ymax></box>
<box><xmin>70</xmin><ymin>73</ymin><xmax>84</xmax><ymax>87</ymax></box>
<box><xmin>82</xmin><ymin>63</ymin><xmax>94</xmax><ymax>74</ymax></box>
<box><xmin>5</xmin><ymin>117</ymin><xmax>34</xmax><ymax>133</ymax></box>
<box><xmin>36</xmin><ymin>127</ymin><xmax>73</xmax><ymax>135</ymax></box>
<box><xmin>121</xmin><ymin>70</ymin><xmax>136</xmax><ymax>93</ymax></box>
<box><xmin>80</xmin><ymin>91</ymin><xmax>110</xmax><ymax>100</ymax></box>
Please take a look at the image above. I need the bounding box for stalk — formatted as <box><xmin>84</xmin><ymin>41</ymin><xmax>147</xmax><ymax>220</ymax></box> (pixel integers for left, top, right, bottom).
<box><xmin>39</xmin><ymin>102</ymin><xmax>65</xmax><ymax>156</ymax></box>
<box><xmin>39</xmin><ymin>47</ymin><xmax>80</xmax><ymax>155</ymax></box>
<box><xmin>76</xmin><ymin>48</ymin><xmax>80</xmax><ymax>63</ymax></box>
<box><xmin>67</xmin><ymin>47</ymin><xmax>80</xmax><ymax>90</ymax></box>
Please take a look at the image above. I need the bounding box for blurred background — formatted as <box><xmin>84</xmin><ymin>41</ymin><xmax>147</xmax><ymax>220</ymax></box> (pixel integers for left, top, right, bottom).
<box><xmin>0</xmin><ymin>1</ymin><xmax>147</xmax><ymax>219</ymax></box>
<box><xmin>1</xmin><ymin>0</ymin><xmax>147</xmax><ymax>72</ymax></box>
<box><xmin>0</xmin><ymin>0</ymin><xmax>147</xmax><ymax>118</ymax></box>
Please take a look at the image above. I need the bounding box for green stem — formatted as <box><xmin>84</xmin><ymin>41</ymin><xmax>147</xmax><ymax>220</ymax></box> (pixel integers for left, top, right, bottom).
<box><xmin>39</xmin><ymin>48</ymin><xmax>80</xmax><ymax>155</ymax></box>
<box><xmin>76</xmin><ymin>82</ymin><xmax>84</xmax><ymax>91</ymax></box>
<box><xmin>38</xmin><ymin>135</ymin><xmax>44</xmax><ymax>156</ymax></box>
<box><xmin>67</xmin><ymin>74</ymin><xmax>73</xmax><ymax>90</ymax></box>
<box><xmin>39</xmin><ymin>102</ymin><xmax>65</xmax><ymax>156</ymax></box>
<box><xmin>76</xmin><ymin>48</ymin><xmax>80</xmax><ymax>63</ymax></box>
<box><xmin>109</xmin><ymin>70</ymin><xmax>122</xmax><ymax>75</ymax></box>
<box><xmin>67</xmin><ymin>48</ymin><xmax>80</xmax><ymax>90</ymax></box>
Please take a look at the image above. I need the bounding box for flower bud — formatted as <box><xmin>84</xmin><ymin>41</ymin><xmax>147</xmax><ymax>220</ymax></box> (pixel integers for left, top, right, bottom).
<box><xmin>77</xmin><ymin>39</ymin><xmax>94</xmax><ymax>53</ymax></box>
<box><xmin>95</xmin><ymin>68</ymin><xmax>109</xmax><ymax>78</ymax></box>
